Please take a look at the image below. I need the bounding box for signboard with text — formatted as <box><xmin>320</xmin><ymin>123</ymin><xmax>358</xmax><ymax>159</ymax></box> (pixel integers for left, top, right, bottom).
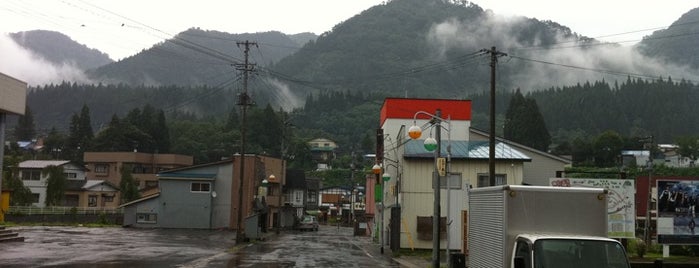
<box><xmin>656</xmin><ymin>180</ymin><xmax>699</xmax><ymax>244</ymax></box>
<box><xmin>550</xmin><ymin>178</ymin><xmax>635</xmax><ymax>238</ymax></box>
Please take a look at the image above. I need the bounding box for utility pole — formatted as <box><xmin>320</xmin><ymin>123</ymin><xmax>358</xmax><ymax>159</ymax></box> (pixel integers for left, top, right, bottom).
<box><xmin>481</xmin><ymin>47</ymin><xmax>507</xmax><ymax>186</ymax></box>
<box><xmin>642</xmin><ymin>135</ymin><xmax>654</xmax><ymax>246</ymax></box>
<box><xmin>235</xmin><ymin>40</ymin><xmax>257</xmax><ymax>244</ymax></box>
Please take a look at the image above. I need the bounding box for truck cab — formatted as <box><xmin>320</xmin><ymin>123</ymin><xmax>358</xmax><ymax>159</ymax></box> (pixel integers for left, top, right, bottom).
<box><xmin>513</xmin><ymin>234</ymin><xmax>630</xmax><ymax>268</ymax></box>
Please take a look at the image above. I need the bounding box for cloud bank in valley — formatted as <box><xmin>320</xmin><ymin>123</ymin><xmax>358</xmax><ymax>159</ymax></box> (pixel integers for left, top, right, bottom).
<box><xmin>0</xmin><ymin>34</ymin><xmax>92</xmax><ymax>86</ymax></box>
<box><xmin>427</xmin><ymin>12</ymin><xmax>699</xmax><ymax>92</ymax></box>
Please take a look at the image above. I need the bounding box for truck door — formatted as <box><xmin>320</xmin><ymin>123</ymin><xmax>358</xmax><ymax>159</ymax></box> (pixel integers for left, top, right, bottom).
<box><xmin>513</xmin><ymin>239</ymin><xmax>532</xmax><ymax>268</ymax></box>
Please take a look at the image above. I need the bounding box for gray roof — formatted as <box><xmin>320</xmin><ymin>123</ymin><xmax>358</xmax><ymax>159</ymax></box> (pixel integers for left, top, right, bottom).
<box><xmin>19</xmin><ymin>160</ymin><xmax>70</xmax><ymax>169</ymax></box>
<box><xmin>404</xmin><ymin>140</ymin><xmax>531</xmax><ymax>161</ymax></box>
<box><xmin>157</xmin><ymin>173</ymin><xmax>216</xmax><ymax>180</ymax></box>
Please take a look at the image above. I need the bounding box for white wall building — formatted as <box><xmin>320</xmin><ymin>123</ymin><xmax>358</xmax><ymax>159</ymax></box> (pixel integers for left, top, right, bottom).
<box><xmin>377</xmin><ymin>98</ymin><xmax>531</xmax><ymax>252</ymax></box>
<box><xmin>19</xmin><ymin>160</ymin><xmax>87</xmax><ymax>207</ymax></box>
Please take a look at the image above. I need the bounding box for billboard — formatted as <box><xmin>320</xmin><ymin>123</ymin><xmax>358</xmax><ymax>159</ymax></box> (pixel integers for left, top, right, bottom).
<box><xmin>550</xmin><ymin>178</ymin><xmax>636</xmax><ymax>238</ymax></box>
<box><xmin>656</xmin><ymin>180</ymin><xmax>699</xmax><ymax>244</ymax></box>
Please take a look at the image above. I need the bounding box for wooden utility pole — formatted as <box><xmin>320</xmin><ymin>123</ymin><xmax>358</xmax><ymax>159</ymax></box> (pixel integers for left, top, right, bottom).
<box><xmin>235</xmin><ymin>40</ymin><xmax>257</xmax><ymax>243</ymax></box>
<box><xmin>482</xmin><ymin>47</ymin><xmax>507</xmax><ymax>185</ymax></box>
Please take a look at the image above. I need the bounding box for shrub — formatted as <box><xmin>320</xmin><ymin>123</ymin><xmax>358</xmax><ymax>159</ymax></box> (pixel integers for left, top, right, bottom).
<box><xmin>635</xmin><ymin>238</ymin><xmax>647</xmax><ymax>258</ymax></box>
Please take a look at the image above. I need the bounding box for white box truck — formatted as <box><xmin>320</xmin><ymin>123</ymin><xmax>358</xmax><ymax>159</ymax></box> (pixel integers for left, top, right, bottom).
<box><xmin>468</xmin><ymin>185</ymin><xmax>630</xmax><ymax>268</ymax></box>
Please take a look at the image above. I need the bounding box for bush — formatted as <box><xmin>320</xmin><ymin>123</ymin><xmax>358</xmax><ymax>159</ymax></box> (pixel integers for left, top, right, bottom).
<box><xmin>635</xmin><ymin>238</ymin><xmax>647</xmax><ymax>258</ymax></box>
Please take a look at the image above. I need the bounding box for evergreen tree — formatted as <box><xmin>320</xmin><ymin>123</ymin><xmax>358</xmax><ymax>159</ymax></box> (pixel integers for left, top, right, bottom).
<box><xmin>43</xmin><ymin>165</ymin><xmax>67</xmax><ymax>206</ymax></box>
<box><xmin>43</xmin><ymin>127</ymin><xmax>66</xmax><ymax>159</ymax></box>
<box><xmin>92</xmin><ymin>114</ymin><xmax>154</xmax><ymax>152</ymax></box>
<box><xmin>119</xmin><ymin>164</ymin><xmax>140</xmax><ymax>203</ymax></box>
<box><xmin>153</xmin><ymin>110</ymin><xmax>170</xmax><ymax>153</ymax></box>
<box><xmin>14</xmin><ymin>106</ymin><xmax>35</xmax><ymax>141</ymax></box>
<box><xmin>592</xmin><ymin>130</ymin><xmax>624</xmax><ymax>167</ymax></box>
<box><xmin>66</xmin><ymin>105</ymin><xmax>93</xmax><ymax>163</ymax></box>
<box><xmin>503</xmin><ymin>89</ymin><xmax>552</xmax><ymax>151</ymax></box>
<box><xmin>1</xmin><ymin>156</ymin><xmax>33</xmax><ymax>205</ymax></box>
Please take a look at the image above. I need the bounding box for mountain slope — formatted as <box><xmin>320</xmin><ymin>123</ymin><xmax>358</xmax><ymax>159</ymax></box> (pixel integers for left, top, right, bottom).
<box><xmin>266</xmin><ymin>0</ymin><xmax>591</xmax><ymax>98</ymax></box>
<box><xmin>10</xmin><ymin>30</ymin><xmax>113</xmax><ymax>70</ymax></box>
<box><xmin>88</xmin><ymin>29</ymin><xmax>315</xmax><ymax>86</ymax></box>
<box><xmin>636</xmin><ymin>7</ymin><xmax>699</xmax><ymax>68</ymax></box>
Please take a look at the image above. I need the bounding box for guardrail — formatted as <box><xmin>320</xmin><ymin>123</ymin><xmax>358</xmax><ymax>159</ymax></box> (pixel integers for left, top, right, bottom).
<box><xmin>8</xmin><ymin>206</ymin><xmax>123</xmax><ymax>215</ymax></box>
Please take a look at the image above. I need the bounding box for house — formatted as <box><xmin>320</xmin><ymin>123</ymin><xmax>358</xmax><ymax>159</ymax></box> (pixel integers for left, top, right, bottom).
<box><xmin>121</xmin><ymin>155</ymin><xmax>286</xmax><ymax>232</ymax></box>
<box><xmin>83</xmin><ymin>151</ymin><xmax>194</xmax><ymax>192</ymax></box>
<box><xmin>308</xmin><ymin>138</ymin><xmax>337</xmax><ymax>170</ymax></box>
<box><xmin>469</xmin><ymin>128</ymin><xmax>571</xmax><ymax>186</ymax></box>
<box><xmin>18</xmin><ymin>160</ymin><xmax>91</xmax><ymax>207</ymax></box>
<box><xmin>64</xmin><ymin>180</ymin><xmax>120</xmax><ymax>208</ymax></box>
<box><xmin>284</xmin><ymin>169</ymin><xmax>307</xmax><ymax>221</ymax></box>
<box><xmin>318</xmin><ymin>186</ymin><xmax>353</xmax><ymax>223</ymax></box>
<box><xmin>376</xmin><ymin>98</ymin><xmax>532</xmax><ymax>252</ymax></box>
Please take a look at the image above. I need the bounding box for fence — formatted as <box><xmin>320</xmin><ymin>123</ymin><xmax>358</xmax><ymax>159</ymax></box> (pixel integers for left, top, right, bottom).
<box><xmin>8</xmin><ymin>206</ymin><xmax>123</xmax><ymax>215</ymax></box>
<box><xmin>5</xmin><ymin>206</ymin><xmax>124</xmax><ymax>225</ymax></box>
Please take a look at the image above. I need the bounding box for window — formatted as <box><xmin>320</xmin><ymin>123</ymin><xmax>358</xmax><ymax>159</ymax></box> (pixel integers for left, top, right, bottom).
<box><xmin>145</xmin><ymin>180</ymin><xmax>158</xmax><ymax>188</ymax></box>
<box><xmin>436</xmin><ymin>173</ymin><xmax>462</xmax><ymax>189</ymax></box>
<box><xmin>103</xmin><ymin>195</ymin><xmax>114</xmax><ymax>203</ymax></box>
<box><xmin>191</xmin><ymin>182</ymin><xmax>211</xmax><ymax>193</ymax></box>
<box><xmin>64</xmin><ymin>172</ymin><xmax>77</xmax><ymax>179</ymax></box>
<box><xmin>95</xmin><ymin>164</ymin><xmax>108</xmax><ymax>174</ymax></box>
<box><xmin>515</xmin><ymin>240</ymin><xmax>532</xmax><ymax>268</ymax></box>
<box><xmin>137</xmin><ymin>213</ymin><xmax>157</xmax><ymax>224</ymax></box>
<box><xmin>31</xmin><ymin>193</ymin><xmax>40</xmax><ymax>203</ymax></box>
<box><xmin>294</xmin><ymin>191</ymin><xmax>302</xmax><ymax>202</ymax></box>
<box><xmin>21</xmin><ymin>170</ymin><xmax>41</xmax><ymax>180</ymax></box>
<box><xmin>307</xmin><ymin>190</ymin><xmax>318</xmax><ymax>203</ymax></box>
<box><xmin>88</xmin><ymin>195</ymin><xmax>97</xmax><ymax>207</ymax></box>
<box><xmin>477</xmin><ymin>173</ymin><xmax>507</xmax><ymax>187</ymax></box>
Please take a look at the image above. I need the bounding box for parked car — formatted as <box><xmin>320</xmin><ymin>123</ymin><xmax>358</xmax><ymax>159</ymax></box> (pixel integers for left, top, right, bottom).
<box><xmin>298</xmin><ymin>215</ymin><xmax>319</xmax><ymax>231</ymax></box>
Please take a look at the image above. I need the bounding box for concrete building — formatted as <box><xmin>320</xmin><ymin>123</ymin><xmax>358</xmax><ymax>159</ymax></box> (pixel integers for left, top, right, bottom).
<box><xmin>83</xmin><ymin>151</ymin><xmax>194</xmax><ymax>191</ymax></box>
<box><xmin>376</xmin><ymin>98</ymin><xmax>532</xmax><ymax>252</ymax></box>
<box><xmin>0</xmin><ymin>72</ymin><xmax>27</xmax><ymax>222</ymax></box>
<box><xmin>121</xmin><ymin>155</ymin><xmax>287</xmax><ymax>233</ymax></box>
<box><xmin>308</xmin><ymin>138</ymin><xmax>337</xmax><ymax>170</ymax></box>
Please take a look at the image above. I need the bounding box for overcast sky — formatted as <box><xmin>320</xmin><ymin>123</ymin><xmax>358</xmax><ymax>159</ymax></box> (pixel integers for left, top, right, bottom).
<box><xmin>1</xmin><ymin>0</ymin><xmax>698</xmax><ymax>61</ymax></box>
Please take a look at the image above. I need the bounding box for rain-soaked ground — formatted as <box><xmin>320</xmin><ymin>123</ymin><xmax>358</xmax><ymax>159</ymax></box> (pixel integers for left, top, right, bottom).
<box><xmin>1</xmin><ymin>224</ymin><xmax>400</xmax><ymax>267</ymax></box>
<box><xmin>228</xmin><ymin>225</ymin><xmax>399</xmax><ymax>267</ymax></box>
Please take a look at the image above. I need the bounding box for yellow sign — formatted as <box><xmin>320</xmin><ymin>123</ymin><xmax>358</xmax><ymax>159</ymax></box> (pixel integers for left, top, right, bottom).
<box><xmin>437</xmin><ymin>157</ymin><xmax>446</xmax><ymax>176</ymax></box>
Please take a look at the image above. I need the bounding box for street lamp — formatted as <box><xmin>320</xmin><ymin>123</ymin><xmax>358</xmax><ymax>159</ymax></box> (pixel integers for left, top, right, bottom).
<box><xmin>409</xmin><ymin>109</ymin><xmax>448</xmax><ymax>268</ymax></box>
<box><xmin>372</xmin><ymin>163</ymin><xmax>384</xmax><ymax>254</ymax></box>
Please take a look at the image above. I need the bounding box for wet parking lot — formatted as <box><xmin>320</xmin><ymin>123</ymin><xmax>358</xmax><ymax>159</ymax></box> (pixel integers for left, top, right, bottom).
<box><xmin>1</xmin><ymin>225</ymin><xmax>399</xmax><ymax>267</ymax></box>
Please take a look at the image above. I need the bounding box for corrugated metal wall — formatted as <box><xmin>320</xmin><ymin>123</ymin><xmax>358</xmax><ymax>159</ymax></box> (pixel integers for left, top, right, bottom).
<box><xmin>468</xmin><ymin>190</ymin><xmax>506</xmax><ymax>268</ymax></box>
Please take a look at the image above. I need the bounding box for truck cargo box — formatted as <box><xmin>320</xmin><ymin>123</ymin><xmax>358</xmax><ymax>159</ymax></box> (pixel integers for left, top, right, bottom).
<box><xmin>468</xmin><ymin>185</ymin><xmax>612</xmax><ymax>268</ymax></box>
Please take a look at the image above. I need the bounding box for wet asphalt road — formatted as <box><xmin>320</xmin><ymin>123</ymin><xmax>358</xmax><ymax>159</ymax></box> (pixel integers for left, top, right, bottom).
<box><xmin>1</xmin><ymin>225</ymin><xmax>399</xmax><ymax>267</ymax></box>
<box><xmin>228</xmin><ymin>225</ymin><xmax>399</xmax><ymax>267</ymax></box>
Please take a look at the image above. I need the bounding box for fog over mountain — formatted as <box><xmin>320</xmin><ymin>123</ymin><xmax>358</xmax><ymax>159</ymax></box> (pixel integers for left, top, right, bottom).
<box><xmin>0</xmin><ymin>33</ymin><xmax>93</xmax><ymax>86</ymax></box>
<box><xmin>426</xmin><ymin>11</ymin><xmax>699</xmax><ymax>92</ymax></box>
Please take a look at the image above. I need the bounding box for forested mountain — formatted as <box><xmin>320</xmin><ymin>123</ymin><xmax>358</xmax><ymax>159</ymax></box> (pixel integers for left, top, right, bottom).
<box><xmin>28</xmin><ymin>82</ymin><xmax>235</xmax><ymax>132</ymax></box>
<box><xmin>468</xmin><ymin>77</ymin><xmax>699</xmax><ymax>144</ymax></box>
<box><xmin>87</xmin><ymin>29</ymin><xmax>316</xmax><ymax>86</ymax></box>
<box><xmin>637</xmin><ymin>7</ymin><xmax>699</xmax><ymax>68</ymax></box>
<box><xmin>267</xmin><ymin>0</ymin><xmax>591</xmax><ymax>99</ymax></box>
<box><xmin>13</xmin><ymin>0</ymin><xmax>699</xmax><ymax>165</ymax></box>
<box><xmin>9</xmin><ymin>30</ymin><xmax>113</xmax><ymax>70</ymax></box>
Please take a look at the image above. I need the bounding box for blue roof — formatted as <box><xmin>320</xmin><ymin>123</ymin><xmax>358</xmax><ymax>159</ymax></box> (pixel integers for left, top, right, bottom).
<box><xmin>404</xmin><ymin>140</ymin><xmax>531</xmax><ymax>160</ymax></box>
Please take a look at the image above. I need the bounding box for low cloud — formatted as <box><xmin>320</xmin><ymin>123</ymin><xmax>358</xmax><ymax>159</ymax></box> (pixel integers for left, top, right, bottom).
<box><xmin>0</xmin><ymin>34</ymin><xmax>92</xmax><ymax>86</ymax></box>
<box><xmin>427</xmin><ymin>12</ymin><xmax>699</xmax><ymax>91</ymax></box>
<box><xmin>264</xmin><ymin>78</ymin><xmax>303</xmax><ymax>111</ymax></box>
